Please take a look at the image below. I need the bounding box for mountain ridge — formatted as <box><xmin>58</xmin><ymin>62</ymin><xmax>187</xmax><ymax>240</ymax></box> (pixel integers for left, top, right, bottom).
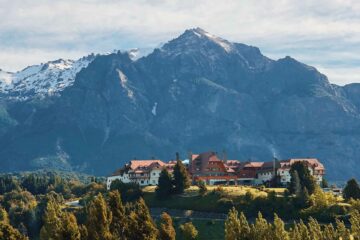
<box><xmin>0</xmin><ymin>28</ymin><xmax>359</xmax><ymax>180</ymax></box>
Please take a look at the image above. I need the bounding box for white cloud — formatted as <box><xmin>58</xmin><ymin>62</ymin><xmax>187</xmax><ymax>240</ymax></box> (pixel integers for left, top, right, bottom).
<box><xmin>1</xmin><ymin>0</ymin><xmax>360</xmax><ymax>85</ymax></box>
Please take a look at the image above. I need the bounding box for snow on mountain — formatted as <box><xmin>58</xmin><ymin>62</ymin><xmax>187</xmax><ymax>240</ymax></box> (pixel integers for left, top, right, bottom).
<box><xmin>127</xmin><ymin>48</ymin><xmax>154</xmax><ymax>61</ymax></box>
<box><xmin>190</xmin><ymin>27</ymin><xmax>234</xmax><ymax>52</ymax></box>
<box><xmin>0</xmin><ymin>55</ymin><xmax>95</xmax><ymax>100</ymax></box>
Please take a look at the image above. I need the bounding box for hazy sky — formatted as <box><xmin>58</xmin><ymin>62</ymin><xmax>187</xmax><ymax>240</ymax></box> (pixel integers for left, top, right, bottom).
<box><xmin>1</xmin><ymin>0</ymin><xmax>359</xmax><ymax>85</ymax></box>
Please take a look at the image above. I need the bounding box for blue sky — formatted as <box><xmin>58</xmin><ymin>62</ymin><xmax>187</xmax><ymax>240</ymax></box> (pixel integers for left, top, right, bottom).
<box><xmin>1</xmin><ymin>0</ymin><xmax>359</xmax><ymax>85</ymax></box>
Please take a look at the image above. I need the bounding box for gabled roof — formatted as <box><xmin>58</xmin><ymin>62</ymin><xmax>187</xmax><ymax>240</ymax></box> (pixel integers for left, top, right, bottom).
<box><xmin>279</xmin><ymin>158</ymin><xmax>324</xmax><ymax>171</ymax></box>
<box><xmin>129</xmin><ymin>160</ymin><xmax>165</xmax><ymax>170</ymax></box>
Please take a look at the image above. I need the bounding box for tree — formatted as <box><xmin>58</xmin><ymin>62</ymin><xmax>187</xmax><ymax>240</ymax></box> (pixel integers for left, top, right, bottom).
<box><xmin>61</xmin><ymin>212</ymin><xmax>81</xmax><ymax>240</ymax></box>
<box><xmin>110</xmin><ymin>179</ymin><xmax>143</xmax><ymax>202</ymax></box>
<box><xmin>127</xmin><ymin>198</ymin><xmax>158</xmax><ymax>240</ymax></box>
<box><xmin>322</xmin><ymin>224</ymin><xmax>338</xmax><ymax>240</ymax></box>
<box><xmin>86</xmin><ymin>193</ymin><xmax>113</xmax><ymax>240</ymax></box>
<box><xmin>108</xmin><ymin>190</ymin><xmax>127</xmax><ymax>239</ymax></box>
<box><xmin>225</xmin><ymin>208</ymin><xmax>251</xmax><ymax>240</ymax></box>
<box><xmin>336</xmin><ymin>219</ymin><xmax>351</xmax><ymax>240</ymax></box>
<box><xmin>289</xmin><ymin>170</ymin><xmax>301</xmax><ymax>196</ymax></box>
<box><xmin>173</xmin><ymin>160</ymin><xmax>190</xmax><ymax>194</ymax></box>
<box><xmin>159</xmin><ymin>212</ymin><xmax>176</xmax><ymax>240</ymax></box>
<box><xmin>289</xmin><ymin>162</ymin><xmax>316</xmax><ymax>195</ymax></box>
<box><xmin>179</xmin><ymin>222</ymin><xmax>198</xmax><ymax>240</ymax></box>
<box><xmin>79</xmin><ymin>225</ymin><xmax>88</xmax><ymax>240</ymax></box>
<box><xmin>350</xmin><ymin>210</ymin><xmax>360</xmax><ymax>239</ymax></box>
<box><xmin>321</xmin><ymin>178</ymin><xmax>329</xmax><ymax>188</ymax></box>
<box><xmin>156</xmin><ymin>169</ymin><xmax>173</xmax><ymax>199</ymax></box>
<box><xmin>0</xmin><ymin>208</ymin><xmax>9</xmax><ymax>224</ymax></box>
<box><xmin>272</xmin><ymin>214</ymin><xmax>289</xmax><ymax>240</ymax></box>
<box><xmin>307</xmin><ymin>217</ymin><xmax>323</xmax><ymax>240</ymax></box>
<box><xmin>197</xmin><ymin>180</ymin><xmax>207</xmax><ymax>196</ymax></box>
<box><xmin>343</xmin><ymin>178</ymin><xmax>360</xmax><ymax>200</ymax></box>
<box><xmin>0</xmin><ymin>221</ymin><xmax>28</xmax><ymax>240</ymax></box>
<box><xmin>40</xmin><ymin>196</ymin><xmax>64</xmax><ymax>240</ymax></box>
<box><xmin>250</xmin><ymin>212</ymin><xmax>272</xmax><ymax>240</ymax></box>
<box><xmin>289</xmin><ymin>221</ymin><xmax>311</xmax><ymax>240</ymax></box>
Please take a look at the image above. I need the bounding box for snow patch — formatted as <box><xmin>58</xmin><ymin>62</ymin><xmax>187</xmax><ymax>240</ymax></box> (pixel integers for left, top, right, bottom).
<box><xmin>192</xmin><ymin>28</ymin><xmax>233</xmax><ymax>53</ymax></box>
<box><xmin>0</xmin><ymin>56</ymin><xmax>95</xmax><ymax>100</ymax></box>
<box><xmin>151</xmin><ymin>102</ymin><xmax>158</xmax><ymax>116</ymax></box>
<box><xmin>0</xmin><ymin>70</ymin><xmax>13</xmax><ymax>85</ymax></box>
<box><xmin>117</xmin><ymin>69</ymin><xmax>134</xmax><ymax>99</ymax></box>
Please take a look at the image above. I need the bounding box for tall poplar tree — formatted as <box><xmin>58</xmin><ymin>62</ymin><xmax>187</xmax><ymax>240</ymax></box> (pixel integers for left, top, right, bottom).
<box><xmin>86</xmin><ymin>193</ymin><xmax>113</xmax><ymax>240</ymax></box>
<box><xmin>127</xmin><ymin>198</ymin><xmax>158</xmax><ymax>240</ymax></box>
<box><xmin>108</xmin><ymin>190</ymin><xmax>127</xmax><ymax>239</ymax></box>
<box><xmin>159</xmin><ymin>212</ymin><xmax>176</xmax><ymax>240</ymax></box>
<box><xmin>40</xmin><ymin>196</ymin><xmax>63</xmax><ymax>240</ymax></box>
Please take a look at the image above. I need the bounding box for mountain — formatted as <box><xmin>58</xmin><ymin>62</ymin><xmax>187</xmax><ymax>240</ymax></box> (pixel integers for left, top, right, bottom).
<box><xmin>0</xmin><ymin>28</ymin><xmax>359</xmax><ymax>180</ymax></box>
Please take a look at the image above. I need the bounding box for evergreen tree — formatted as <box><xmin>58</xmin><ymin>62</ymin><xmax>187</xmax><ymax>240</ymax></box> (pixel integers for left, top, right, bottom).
<box><xmin>156</xmin><ymin>169</ymin><xmax>173</xmax><ymax>199</ymax></box>
<box><xmin>296</xmin><ymin>220</ymin><xmax>311</xmax><ymax>240</ymax></box>
<box><xmin>336</xmin><ymin>219</ymin><xmax>351</xmax><ymax>240</ymax></box>
<box><xmin>108</xmin><ymin>190</ymin><xmax>127</xmax><ymax>239</ymax></box>
<box><xmin>78</xmin><ymin>225</ymin><xmax>88</xmax><ymax>240</ymax></box>
<box><xmin>289</xmin><ymin>170</ymin><xmax>301</xmax><ymax>195</ymax></box>
<box><xmin>0</xmin><ymin>208</ymin><xmax>9</xmax><ymax>224</ymax></box>
<box><xmin>86</xmin><ymin>193</ymin><xmax>113</xmax><ymax>240</ymax></box>
<box><xmin>289</xmin><ymin>162</ymin><xmax>316</xmax><ymax>194</ymax></box>
<box><xmin>40</xmin><ymin>196</ymin><xmax>63</xmax><ymax>240</ymax></box>
<box><xmin>250</xmin><ymin>212</ymin><xmax>272</xmax><ymax>240</ymax></box>
<box><xmin>307</xmin><ymin>217</ymin><xmax>323</xmax><ymax>240</ymax></box>
<box><xmin>322</xmin><ymin>224</ymin><xmax>338</xmax><ymax>240</ymax></box>
<box><xmin>159</xmin><ymin>212</ymin><xmax>176</xmax><ymax>240</ymax></box>
<box><xmin>297</xmin><ymin>187</ymin><xmax>310</xmax><ymax>208</ymax></box>
<box><xmin>350</xmin><ymin>210</ymin><xmax>360</xmax><ymax>239</ymax></box>
<box><xmin>127</xmin><ymin>198</ymin><xmax>158</xmax><ymax>240</ymax></box>
<box><xmin>225</xmin><ymin>208</ymin><xmax>251</xmax><ymax>240</ymax></box>
<box><xmin>343</xmin><ymin>178</ymin><xmax>360</xmax><ymax>200</ymax></box>
<box><xmin>61</xmin><ymin>212</ymin><xmax>81</xmax><ymax>240</ymax></box>
<box><xmin>0</xmin><ymin>221</ymin><xmax>28</xmax><ymax>240</ymax></box>
<box><xmin>272</xmin><ymin>214</ymin><xmax>289</xmax><ymax>240</ymax></box>
<box><xmin>173</xmin><ymin>160</ymin><xmax>190</xmax><ymax>194</ymax></box>
<box><xmin>179</xmin><ymin>222</ymin><xmax>198</xmax><ymax>240</ymax></box>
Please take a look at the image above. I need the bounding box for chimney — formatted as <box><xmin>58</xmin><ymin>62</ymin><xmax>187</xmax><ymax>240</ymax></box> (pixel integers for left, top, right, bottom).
<box><xmin>176</xmin><ymin>152</ymin><xmax>180</xmax><ymax>161</ymax></box>
<box><xmin>222</xmin><ymin>150</ymin><xmax>227</xmax><ymax>164</ymax></box>
<box><xmin>188</xmin><ymin>151</ymin><xmax>193</xmax><ymax>168</ymax></box>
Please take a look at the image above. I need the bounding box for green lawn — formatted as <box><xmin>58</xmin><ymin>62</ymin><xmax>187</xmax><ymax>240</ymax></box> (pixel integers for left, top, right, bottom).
<box><xmin>173</xmin><ymin>218</ymin><xmax>224</xmax><ymax>240</ymax></box>
<box><xmin>144</xmin><ymin>190</ymin><xmax>223</xmax><ymax>212</ymax></box>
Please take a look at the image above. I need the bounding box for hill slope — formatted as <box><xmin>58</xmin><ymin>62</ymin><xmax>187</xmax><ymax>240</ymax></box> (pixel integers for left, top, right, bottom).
<box><xmin>0</xmin><ymin>28</ymin><xmax>359</xmax><ymax>179</ymax></box>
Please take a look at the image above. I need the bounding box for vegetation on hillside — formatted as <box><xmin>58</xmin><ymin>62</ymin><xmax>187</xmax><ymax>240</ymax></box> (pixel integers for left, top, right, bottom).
<box><xmin>0</xmin><ymin>171</ymin><xmax>360</xmax><ymax>239</ymax></box>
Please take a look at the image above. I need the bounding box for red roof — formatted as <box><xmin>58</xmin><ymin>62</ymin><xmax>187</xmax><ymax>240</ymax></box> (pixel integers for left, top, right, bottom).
<box><xmin>279</xmin><ymin>158</ymin><xmax>324</xmax><ymax>171</ymax></box>
<box><xmin>129</xmin><ymin>160</ymin><xmax>165</xmax><ymax>170</ymax></box>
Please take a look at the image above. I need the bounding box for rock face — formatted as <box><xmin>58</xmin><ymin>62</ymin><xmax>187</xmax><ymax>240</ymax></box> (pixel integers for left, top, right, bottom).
<box><xmin>0</xmin><ymin>28</ymin><xmax>359</xmax><ymax>179</ymax></box>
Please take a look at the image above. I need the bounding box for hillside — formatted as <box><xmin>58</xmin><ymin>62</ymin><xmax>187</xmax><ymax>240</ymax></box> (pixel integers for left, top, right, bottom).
<box><xmin>0</xmin><ymin>28</ymin><xmax>360</xmax><ymax>179</ymax></box>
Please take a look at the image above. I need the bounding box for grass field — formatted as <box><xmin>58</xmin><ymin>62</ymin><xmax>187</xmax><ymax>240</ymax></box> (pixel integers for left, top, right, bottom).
<box><xmin>143</xmin><ymin>185</ymin><xmax>286</xmax><ymax>213</ymax></box>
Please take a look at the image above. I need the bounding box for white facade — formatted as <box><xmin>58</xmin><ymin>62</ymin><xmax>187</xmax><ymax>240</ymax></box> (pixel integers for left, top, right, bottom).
<box><xmin>149</xmin><ymin>169</ymin><xmax>162</xmax><ymax>185</ymax></box>
<box><xmin>106</xmin><ymin>173</ymin><xmax>131</xmax><ymax>190</ymax></box>
<box><xmin>107</xmin><ymin>160</ymin><xmax>170</xmax><ymax>190</ymax></box>
<box><xmin>256</xmin><ymin>171</ymin><xmax>274</xmax><ymax>184</ymax></box>
<box><xmin>277</xmin><ymin>166</ymin><xmax>323</xmax><ymax>185</ymax></box>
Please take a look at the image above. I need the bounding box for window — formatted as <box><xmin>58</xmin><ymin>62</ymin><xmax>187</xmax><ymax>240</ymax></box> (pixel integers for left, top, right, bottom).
<box><xmin>140</xmin><ymin>180</ymin><xmax>144</xmax><ymax>184</ymax></box>
<box><xmin>153</xmin><ymin>173</ymin><xmax>156</xmax><ymax>176</ymax></box>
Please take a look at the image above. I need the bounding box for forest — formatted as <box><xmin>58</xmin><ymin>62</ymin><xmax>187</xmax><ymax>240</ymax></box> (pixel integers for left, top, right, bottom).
<box><xmin>0</xmin><ymin>164</ymin><xmax>360</xmax><ymax>239</ymax></box>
